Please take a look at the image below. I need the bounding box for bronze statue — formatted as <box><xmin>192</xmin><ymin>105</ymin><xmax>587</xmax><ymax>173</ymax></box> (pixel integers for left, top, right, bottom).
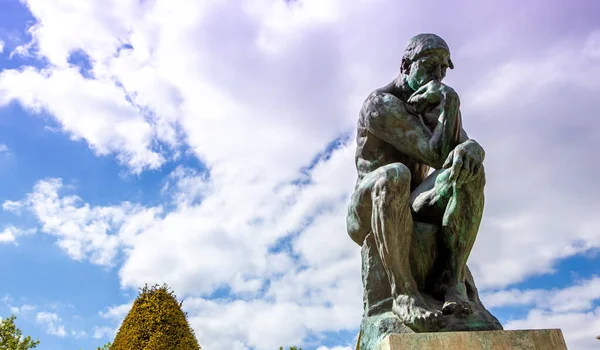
<box><xmin>346</xmin><ymin>33</ymin><xmax>502</xmax><ymax>348</ymax></box>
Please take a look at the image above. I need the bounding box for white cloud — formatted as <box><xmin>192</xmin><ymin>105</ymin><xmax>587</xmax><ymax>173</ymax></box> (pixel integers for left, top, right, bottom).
<box><xmin>98</xmin><ymin>302</ymin><xmax>132</xmax><ymax>321</ymax></box>
<box><xmin>456</xmin><ymin>30</ymin><xmax>600</xmax><ymax>289</ymax></box>
<box><xmin>481</xmin><ymin>288</ymin><xmax>548</xmax><ymax>309</ymax></box>
<box><xmin>0</xmin><ymin>225</ymin><xmax>35</xmax><ymax>244</ymax></box>
<box><xmin>464</xmin><ymin>40</ymin><xmax>600</xmax><ymax>109</ymax></box>
<box><xmin>184</xmin><ymin>289</ymin><xmax>361</xmax><ymax>350</ymax></box>
<box><xmin>480</xmin><ymin>275</ymin><xmax>600</xmax><ymax>349</ymax></box>
<box><xmin>96</xmin><ymin>301</ymin><xmax>132</xmax><ymax>339</ymax></box>
<box><xmin>456</xmin><ymin>24</ymin><xmax>511</xmax><ymax>59</ymax></box>
<box><xmin>2</xmin><ymin>0</ymin><xmax>600</xmax><ymax>349</ymax></box>
<box><xmin>2</xmin><ymin>200</ymin><xmax>23</xmax><ymax>213</ymax></box>
<box><xmin>2</xmin><ymin>297</ymin><xmax>37</xmax><ymax>315</ymax></box>
<box><xmin>2</xmin><ymin>0</ymin><xmax>358</xmax><ymax>178</ymax></box>
<box><xmin>0</xmin><ymin>68</ymin><xmax>165</xmax><ymax>173</ymax></box>
<box><xmin>72</xmin><ymin>330</ymin><xmax>88</xmax><ymax>339</ymax></box>
<box><xmin>0</xmin><ymin>39</ymin><xmax>4</xmax><ymax>54</ymax></box>
<box><xmin>0</xmin><ymin>226</ymin><xmax>17</xmax><ymax>244</ymax></box>
<box><xmin>506</xmin><ymin>308</ymin><xmax>600</xmax><ymax>350</ymax></box>
<box><xmin>0</xmin><ymin>144</ymin><xmax>8</xmax><ymax>154</ymax></box>
<box><xmin>36</xmin><ymin>311</ymin><xmax>67</xmax><ymax>337</ymax></box>
<box><xmin>482</xmin><ymin>276</ymin><xmax>600</xmax><ymax>312</ymax></box>
<box><xmin>92</xmin><ymin>326</ymin><xmax>114</xmax><ymax>340</ymax></box>
<box><xmin>584</xmin><ymin>29</ymin><xmax>600</xmax><ymax>58</ymax></box>
<box><xmin>3</xmin><ymin>178</ymin><xmax>165</xmax><ymax>266</ymax></box>
<box><xmin>9</xmin><ymin>303</ymin><xmax>36</xmax><ymax>315</ymax></box>
<box><xmin>79</xmin><ymin>141</ymin><xmax>361</xmax><ymax>349</ymax></box>
<box><xmin>161</xmin><ymin>166</ymin><xmax>211</xmax><ymax>208</ymax></box>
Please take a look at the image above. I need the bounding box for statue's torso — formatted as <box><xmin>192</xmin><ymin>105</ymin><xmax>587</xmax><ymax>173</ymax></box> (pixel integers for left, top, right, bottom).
<box><xmin>354</xmin><ymin>89</ymin><xmax>438</xmax><ymax>191</ymax></box>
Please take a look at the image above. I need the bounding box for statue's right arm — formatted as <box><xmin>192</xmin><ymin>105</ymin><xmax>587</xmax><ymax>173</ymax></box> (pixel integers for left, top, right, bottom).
<box><xmin>361</xmin><ymin>92</ymin><xmax>461</xmax><ymax>169</ymax></box>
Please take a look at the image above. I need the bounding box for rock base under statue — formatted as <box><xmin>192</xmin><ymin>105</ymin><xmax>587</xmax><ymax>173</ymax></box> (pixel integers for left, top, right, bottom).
<box><xmin>376</xmin><ymin>329</ymin><xmax>568</xmax><ymax>350</ymax></box>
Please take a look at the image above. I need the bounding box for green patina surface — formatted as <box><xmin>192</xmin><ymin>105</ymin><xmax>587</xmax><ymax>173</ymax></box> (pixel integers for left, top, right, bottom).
<box><xmin>347</xmin><ymin>33</ymin><xmax>509</xmax><ymax>349</ymax></box>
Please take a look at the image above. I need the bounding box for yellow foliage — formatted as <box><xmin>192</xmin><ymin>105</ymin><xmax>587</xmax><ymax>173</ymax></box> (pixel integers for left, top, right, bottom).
<box><xmin>111</xmin><ymin>284</ymin><xmax>200</xmax><ymax>350</ymax></box>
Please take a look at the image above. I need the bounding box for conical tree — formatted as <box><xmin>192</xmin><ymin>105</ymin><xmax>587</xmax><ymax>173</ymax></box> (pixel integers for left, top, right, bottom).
<box><xmin>111</xmin><ymin>283</ymin><xmax>200</xmax><ymax>350</ymax></box>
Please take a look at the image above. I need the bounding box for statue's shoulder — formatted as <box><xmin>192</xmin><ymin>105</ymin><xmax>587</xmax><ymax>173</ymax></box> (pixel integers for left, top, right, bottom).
<box><xmin>364</xmin><ymin>88</ymin><xmax>393</xmax><ymax>103</ymax></box>
<box><xmin>361</xmin><ymin>89</ymin><xmax>408</xmax><ymax>120</ymax></box>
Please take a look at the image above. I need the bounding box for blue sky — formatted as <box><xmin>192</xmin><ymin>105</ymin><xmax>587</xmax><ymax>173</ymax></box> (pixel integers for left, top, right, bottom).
<box><xmin>1</xmin><ymin>0</ymin><xmax>600</xmax><ymax>349</ymax></box>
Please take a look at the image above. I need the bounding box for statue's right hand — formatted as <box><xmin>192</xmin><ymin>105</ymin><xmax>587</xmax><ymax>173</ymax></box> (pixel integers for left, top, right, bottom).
<box><xmin>407</xmin><ymin>80</ymin><xmax>458</xmax><ymax>114</ymax></box>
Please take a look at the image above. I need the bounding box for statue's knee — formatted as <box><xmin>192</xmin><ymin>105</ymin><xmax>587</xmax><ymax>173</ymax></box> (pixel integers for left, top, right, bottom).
<box><xmin>474</xmin><ymin>164</ymin><xmax>486</xmax><ymax>188</ymax></box>
<box><xmin>377</xmin><ymin>163</ymin><xmax>411</xmax><ymax>194</ymax></box>
<box><xmin>463</xmin><ymin>164</ymin><xmax>486</xmax><ymax>192</ymax></box>
<box><xmin>347</xmin><ymin>206</ymin><xmax>367</xmax><ymax>245</ymax></box>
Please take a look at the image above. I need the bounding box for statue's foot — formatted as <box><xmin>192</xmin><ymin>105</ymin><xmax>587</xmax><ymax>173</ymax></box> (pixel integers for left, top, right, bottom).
<box><xmin>442</xmin><ymin>300</ymin><xmax>474</xmax><ymax>316</ymax></box>
<box><xmin>393</xmin><ymin>294</ymin><xmax>445</xmax><ymax>332</ymax></box>
<box><xmin>442</xmin><ymin>284</ymin><xmax>474</xmax><ymax>316</ymax></box>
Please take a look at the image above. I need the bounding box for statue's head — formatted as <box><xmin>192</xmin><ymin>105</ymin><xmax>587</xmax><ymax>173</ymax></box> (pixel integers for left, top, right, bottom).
<box><xmin>401</xmin><ymin>33</ymin><xmax>454</xmax><ymax>91</ymax></box>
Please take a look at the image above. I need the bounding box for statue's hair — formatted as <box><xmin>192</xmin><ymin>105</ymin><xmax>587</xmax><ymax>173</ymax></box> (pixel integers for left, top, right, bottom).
<box><xmin>402</xmin><ymin>33</ymin><xmax>454</xmax><ymax>69</ymax></box>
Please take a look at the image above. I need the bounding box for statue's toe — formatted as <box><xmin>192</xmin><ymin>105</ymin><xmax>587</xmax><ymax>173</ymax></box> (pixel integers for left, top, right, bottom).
<box><xmin>442</xmin><ymin>301</ymin><xmax>473</xmax><ymax>316</ymax></box>
<box><xmin>411</xmin><ymin>310</ymin><xmax>445</xmax><ymax>332</ymax></box>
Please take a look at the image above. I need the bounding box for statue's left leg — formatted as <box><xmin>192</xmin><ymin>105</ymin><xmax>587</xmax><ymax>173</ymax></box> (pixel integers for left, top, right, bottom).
<box><xmin>410</xmin><ymin>165</ymin><xmax>486</xmax><ymax>315</ymax></box>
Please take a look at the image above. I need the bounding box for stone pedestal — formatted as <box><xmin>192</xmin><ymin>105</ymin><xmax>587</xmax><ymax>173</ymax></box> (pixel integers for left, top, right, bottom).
<box><xmin>377</xmin><ymin>329</ymin><xmax>568</xmax><ymax>350</ymax></box>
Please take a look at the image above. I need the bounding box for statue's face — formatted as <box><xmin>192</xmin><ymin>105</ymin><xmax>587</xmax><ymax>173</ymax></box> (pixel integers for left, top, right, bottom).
<box><xmin>403</xmin><ymin>49</ymin><xmax>452</xmax><ymax>91</ymax></box>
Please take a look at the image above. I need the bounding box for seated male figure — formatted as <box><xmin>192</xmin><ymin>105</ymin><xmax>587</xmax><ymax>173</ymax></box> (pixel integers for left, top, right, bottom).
<box><xmin>347</xmin><ymin>33</ymin><xmax>487</xmax><ymax>332</ymax></box>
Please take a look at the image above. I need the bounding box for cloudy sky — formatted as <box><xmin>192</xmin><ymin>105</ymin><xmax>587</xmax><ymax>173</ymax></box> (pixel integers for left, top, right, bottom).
<box><xmin>0</xmin><ymin>0</ymin><xmax>599</xmax><ymax>349</ymax></box>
